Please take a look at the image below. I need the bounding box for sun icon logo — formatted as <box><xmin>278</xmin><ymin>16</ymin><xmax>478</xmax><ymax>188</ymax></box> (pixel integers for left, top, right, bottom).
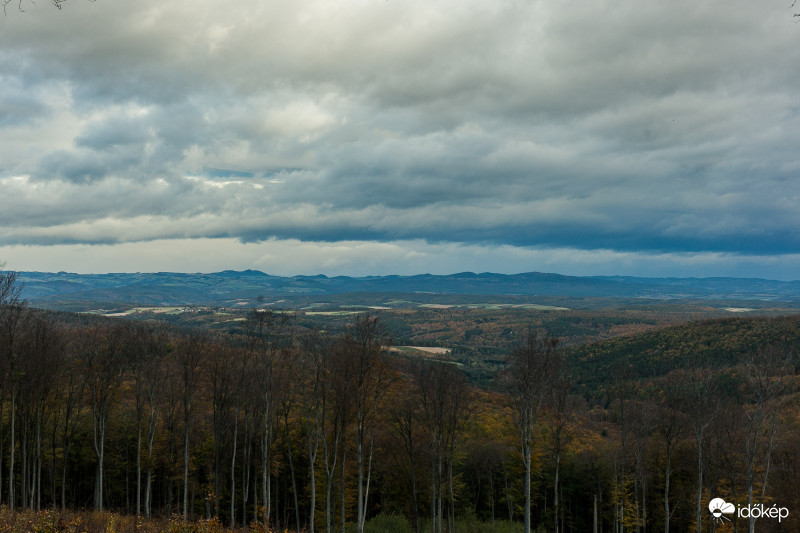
<box><xmin>708</xmin><ymin>498</ymin><xmax>735</xmax><ymax>523</ymax></box>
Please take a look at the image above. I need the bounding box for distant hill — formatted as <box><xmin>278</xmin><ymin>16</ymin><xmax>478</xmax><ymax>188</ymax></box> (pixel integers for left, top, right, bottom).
<box><xmin>15</xmin><ymin>270</ymin><xmax>800</xmax><ymax>309</ymax></box>
<box><xmin>570</xmin><ymin>314</ymin><xmax>800</xmax><ymax>394</ymax></box>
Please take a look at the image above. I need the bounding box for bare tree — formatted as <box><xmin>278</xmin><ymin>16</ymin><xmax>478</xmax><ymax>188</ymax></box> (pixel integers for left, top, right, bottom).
<box><xmin>209</xmin><ymin>343</ymin><xmax>237</xmax><ymax>521</ymax></box>
<box><xmin>143</xmin><ymin>327</ymin><xmax>168</xmax><ymax>518</ymax></box>
<box><xmin>176</xmin><ymin>333</ymin><xmax>207</xmax><ymax>521</ymax></box>
<box><xmin>17</xmin><ymin>312</ymin><xmax>63</xmax><ymax>511</ymax></box>
<box><xmin>442</xmin><ymin>365</ymin><xmax>472</xmax><ymax>533</ymax></box>
<box><xmin>245</xmin><ymin>308</ymin><xmax>293</xmax><ymax>529</ymax></box>
<box><xmin>320</xmin><ymin>334</ymin><xmax>355</xmax><ymax>533</ymax></box>
<box><xmin>55</xmin><ymin>340</ymin><xmax>85</xmax><ymax>510</ymax></box>
<box><xmin>741</xmin><ymin>346</ymin><xmax>793</xmax><ymax>533</ymax></box>
<box><xmin>546</xmin><ymin>353</ymin><xmax>574</xmax><ymax>533</ymax></box>
<box><xmin>388</xmin><ymin>368</ymin><xmax>423</xmax><ymax>533</ymax></box>
<box><xmin>655</xmin><ymin>371</ymin><xmax>688</xmax><ymax>533</ymax></box>
<box><xmin>276</xmin><ymin>344</ymin><xmax>302</xmax><ymax>533</ymax></box>
<box><xmin>83</xmin><ymin>324</ymin><xmax>130</xmax><ymax>511</ymax></box>
<box><xmin>3</xmin><ymin>0</ymin><xmax>67</xmax><ymax>15</ymax></box>
<box><xmin>681</xmin><ymin>366</ymin><xmax>719</xmax><ymax>533</ymax></box>
<box><xmin>502</xmin><ymin>328</ymin><xmax>558</xmax><ymax>533</ymax></box>
<box><xmin>126</xmin><ymin>324</ymin><xmax>163</xmax><ymax>517</ymax></box>
<box><xmin>299</xmin><ymin>331</ymin><xmax>333</xmax><ymax>533</ymax></box>
<box><xmin>341</xmin><ymin>314</ymin><xmax>392</xmax><ymax>533</ymax></box>
<box><xmin>416</xmin><ymin>361</ymin><xmax>452</xmax><ymax>533</ymax></box>
<box><xmin>0</xmin><ymin>265</ymin><xmax>25</xmax><ymax>510</ymax></box>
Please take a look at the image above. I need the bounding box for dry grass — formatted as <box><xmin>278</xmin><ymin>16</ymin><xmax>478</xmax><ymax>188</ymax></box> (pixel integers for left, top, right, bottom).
<box><xmin>0</xmin><ymin>509</ymin><xmax>277</xmax><ymax>533</ymax></box>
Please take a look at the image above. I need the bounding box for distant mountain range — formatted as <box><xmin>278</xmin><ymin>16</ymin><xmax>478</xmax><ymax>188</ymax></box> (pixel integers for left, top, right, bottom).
<box><xmin>15</xmin><ymin>270</ymin><xmax>800</xmax><ymax>309</ymax></box>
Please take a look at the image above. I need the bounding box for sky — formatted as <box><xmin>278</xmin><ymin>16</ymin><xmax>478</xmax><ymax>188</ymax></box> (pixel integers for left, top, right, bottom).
<box><xmin>1</xmin><ymin>0</ymin><xmax>799</xmax><ymax>279</ymax></box>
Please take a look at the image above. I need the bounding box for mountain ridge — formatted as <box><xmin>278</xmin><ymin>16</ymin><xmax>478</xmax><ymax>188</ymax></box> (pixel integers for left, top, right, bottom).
<box><xmin>13</xmin><ymin>270</ymin><xmax>800</xmax><ymax>308</ymax></box>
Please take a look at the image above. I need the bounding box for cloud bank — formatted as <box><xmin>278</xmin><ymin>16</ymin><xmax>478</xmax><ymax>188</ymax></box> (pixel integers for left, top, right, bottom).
<box><xmin>1</xmin><ymin>0</ymin><xmax>798</xmax><ymax>277</ymax></box>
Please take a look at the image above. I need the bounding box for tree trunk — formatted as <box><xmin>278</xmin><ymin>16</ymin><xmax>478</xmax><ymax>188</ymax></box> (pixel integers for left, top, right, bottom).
<box><xmin>285</xmin><ymin>411</ymin><xmax>301</xmax><ymax>533</ymax></box>
<box><xmin>36</xmin><ymin>408</ymin><xmax>41</xmax><ymax>511</ymax></box>
<box><xmin>308</xmin><ymin>427</ymin><xmax>317</xmax><ymax>533</ymax></box>
<box><xmin>554</xmin><ymin>449</ymin><xmax>561</xmax><ymax>533</ymax></box>
<box><xmin>0</xmin><ymin>399</ymin><xmax>4</xmax><ymax>507</ymax></box>
<box><xmin>183</xmin><ymin>427</ymin><xmax>189</xmax><ymax>521</ymax></box>
<box><xmin>145</xmin><ymin>409</ymin><xmax>157</xmax><ymax>518</ymax></box>
<box><xmin>242</xmin><ymin>413</ymin><xmax>251</xmax><ymax>525</ymax></box>
<box><xmin>524</xmin><ymin>445</ymin><xmax>531</xmax><ymax>533</ymax></box>
<box><xmin>430</xmin><ymin>448</ymin><xmax>437</xmax><ymax>533</ymax></box>
<box><xmin>357</xmin><ymin>420</ymin><xmax>365</xmax><ymax>533</ymax></box>
<box><xmin>324</xmin><ymin>422</ymin><xmax>340</xmax><ymax>533</ymax></box>
<box><xmin>9</xmin><ymin>389</ymin><xmax>16</xmax><ymax>511</ymax></box>
<box><xmin>136</xmin><ymin>421</ymin><xmax>142</xmax><ymax>516</ymax></box>
<box><xmin>410</xmin><ymin>458</ymin><xmax>419</xmax><ymax>533</ymax></box>
<box><xmin>448</xmin><ymin>444</ymin><xmax>455</xmax><ymax>533</ymax></box>
<box><xmin>93</xmin><ymin>411</ymin><xmax>105</xmax><ymax>511</ymax></box>
<box><xmin>695</xmin><ymin>437</ymin><xmax>703</xmax><ymax>533</ymax></box>
<box><xmin>231</xmin><ymin>413</ymin><xmax>238</xmax><ymax>528</ymax></box>
<box><xmin>262</xmin><ymin>416</ymin><xmax>272</xmax><ymax>528</ymax></box>
<box><xmin>340</xmin><ymin>448</ymin><xmax>347</xmax><ymax>533</ymax></box>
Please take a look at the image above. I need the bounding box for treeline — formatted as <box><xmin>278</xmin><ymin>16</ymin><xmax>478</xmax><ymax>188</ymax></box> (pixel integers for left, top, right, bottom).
<box><xmin>2</xmin><ymin>269</ymin><xmax>800</xmax><ymax>532</ymax></box>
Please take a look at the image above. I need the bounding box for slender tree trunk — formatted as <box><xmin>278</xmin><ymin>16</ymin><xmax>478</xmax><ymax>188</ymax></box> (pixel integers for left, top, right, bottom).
<box><xmin>695</xmin><ymin>437</ymin><xmax>703</xmax><ymax>533</ymax></box>
<box><xmin>524</xmin><ymin>444</ymin><xmax>531</xmax><ymax>533</ymax></box>
<box><xmin>145</xmin><ymin>411</ymin><xmax>157</xmax><ymax>518</ymax></box>
<box><xmin>664</xmin><ymin>452</ymin><xmax>671</xmax><ymax>533</ymax></box>
<box><xmin>340</xmin><ymin>447</ymin><xmax>347</xmax><ymax>533</ymax></box>
<box><xmin>0</xmin><ymin>399</ymin><xmax>4</xmax><ymax>507</ymax></box>
<box><xmin>448</xmin><ymin>441</ymin><xmax>455</xmax><ymax>533</ymax></box>
<box><xmin>308</xmin><ymin>425</ymin><xmax>318</xmax><ymax>533</ymax></box>
<box><xmin>145</xmin><ymin>473</ymin><xmax>152</xmax><ymax>518</ymax></box>
<box><xmin>183</xmin><ymin>426</ymin><xmax>190</xmax><ymax>521</ymax></box>
<box><xmin>489</xmin><ymin>470</ymin><xmax>495</xmax><ymax>523</ymax></box>
<box><xmin>61</xmin><ymin>440</ymin><xmax>71</xmax><ymax>511</ymax></box>
<box><xmin>262</xmin><ymin>416</ymin><xmax>272</xmax><ymax>528</ymax></box>
<box><xmin>93</xmin><ymin>411</ymin><xmax>105</xmax><ymax>511</ymax></box>
<box><xmin>9</xmin><ymin>388</ymin><xmax>16</xmax><ymax>511</ymax></box>
<box><xmin>364</xmin><ymin>431</ymin><xmax>375</xmax><ymax>533</ymax></box>
<box><xmin>243</xmin><ymin>413</ymin><xmax>250</xmax><ymax>525</ymax></box>
<box><xmin>437</xmin><ymin>450</ymin><xmax>443</xmax><ymax>533</ymax></box>
<box><xmin>503</xmin><ymin>468</ymin><xmax>513</xmax><ymax>521</ymax></box>
<box><xmin>231</xmin><ymin>413</ymin><xmax>238</xmax><ymax>528</ymax></box>
<box><xmin>22</xmin><ymin>411</ymin><xmax>28</xmax><ymax>509</ymax></box>
<box><xmin>284</xmin><ymin>410</ymin><xmax>301</xmax><ymax>533</ymax></box>
<box><xmin>357</xmin><ymin>419</ymin><xmax>365</xmax><ymax>533</ymax></box>
<box><xmin>410</xmin><ymin>459</ymin><xmax>419</xmax><ymax>533</ymax></box>
<box><xmin>554</xmin><ymin>449</ymin><xmax>561</xmax><ymax>533</ymax></box>
<box><xmin>136</xmin><ymin>421</ymin><xmax>142</xmax><ymax>516</ymax></box>
<box><xmin>324</xmin><ymin>424</ymin><xmax>340</xmax><ymax>533</ymax></box>
<box><xmin>36</xmin><ymin>408</ymin><xmax>41</xmax><ymax>511</ymax></box>
<box><xmin>430</xmin><ymin>448</ymin><xmax>437</xmax><ymax>533</ymax></box>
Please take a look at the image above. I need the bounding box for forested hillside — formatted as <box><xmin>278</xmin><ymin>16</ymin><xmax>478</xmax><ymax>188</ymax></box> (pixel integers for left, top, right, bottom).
<box><xmin>1</xmin><ymin>269</ymin><xmax>799</xmax><ymax>532</ymax></box>
<box><xmin>571</xmin><ymin>314</ymin><xmax>800</xmax><ymax>393</ymax></box>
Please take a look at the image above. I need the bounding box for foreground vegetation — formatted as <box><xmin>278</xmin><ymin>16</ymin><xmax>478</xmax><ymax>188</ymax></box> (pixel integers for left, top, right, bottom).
<box><xmin>0</xmin><ymin>509</ymin><xmax>525</xmax><ymax>533</ymax></box>
<box><xmin>1</xmin><ymin>269</ymin><xmax>800</xmax><ymax>532</ymax></box>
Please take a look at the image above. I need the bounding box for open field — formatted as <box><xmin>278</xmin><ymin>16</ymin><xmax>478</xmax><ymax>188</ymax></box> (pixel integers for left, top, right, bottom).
<box><xmin>389</xmin><ymin>345</ymin><xmax>452</xmax><ymax>356</ymax></box>
<box><xmin>86</xmin><ymin>297</ymin><xmax>799</xmax><ymax>387</ymax></box>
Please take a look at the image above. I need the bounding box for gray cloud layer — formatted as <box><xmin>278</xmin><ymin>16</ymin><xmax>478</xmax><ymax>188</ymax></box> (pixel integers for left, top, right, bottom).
<box><xmin>1</xmin><ymin>0</ymin><xmax>799</xmax><ymax>276</ymax></box>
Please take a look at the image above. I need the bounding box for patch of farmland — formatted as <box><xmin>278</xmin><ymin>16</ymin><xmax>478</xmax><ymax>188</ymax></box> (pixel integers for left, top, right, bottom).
<box><xmin>389</xmin><ymin>346</ymin><xmax>452</xmax><ymax>357</ymax></box>
<box><xmin>305</xmin><ymin>311</ymin><xmax>362</xmax><ymax>316</ymax></box>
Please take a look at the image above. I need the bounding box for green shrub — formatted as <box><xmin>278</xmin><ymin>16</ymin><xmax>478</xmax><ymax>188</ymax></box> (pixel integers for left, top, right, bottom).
<box><xmin>450</xmin><ymin>511</ymin><xmax>524</xmax><ymax>533</ymax></box>
<box><xmin>363</xmin><ymin>512</ymin><xmax>413</xmax><ymax>533</ymax></box>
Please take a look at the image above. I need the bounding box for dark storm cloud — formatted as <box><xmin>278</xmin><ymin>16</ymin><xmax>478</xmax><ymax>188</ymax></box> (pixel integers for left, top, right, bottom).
<box><xmin>0</xmin><ymin>0</ymin><xmax>799</xmax><ymax>276</ymax></box>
